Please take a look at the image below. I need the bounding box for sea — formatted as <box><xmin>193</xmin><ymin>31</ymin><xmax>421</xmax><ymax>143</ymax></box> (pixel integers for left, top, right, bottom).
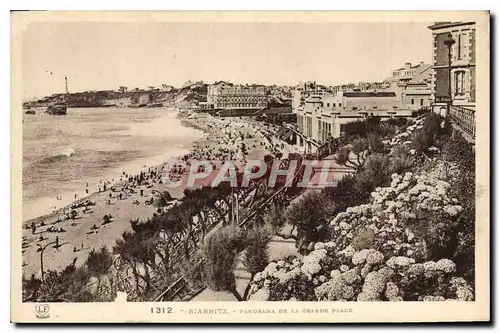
<box><xmin>22</xmin><ymin>107</ymin><xmax>204</xmax><ymax>221</ymax></box>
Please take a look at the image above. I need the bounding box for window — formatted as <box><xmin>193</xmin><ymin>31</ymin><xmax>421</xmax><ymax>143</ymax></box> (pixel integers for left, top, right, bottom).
<box><xmin>333</xmin><ymin>103</ymin><xmax>336</xmax><ymax>107</ymax></box>
<box><xmin>411</xmin><ymin>99</ymin><xmax>415</xmax><ymax>105</ymax></box>
<box><xmin>352</xmin><ymin>107</ymin><xmax>358</xmax><ymax>111</ymax></box>
<box><xmin>457</xmin><ymin>33</ymin><xmax>462</xmax><ymax>60</ymax></box>
<box><xmin>339</xmin><ymin>103</ymin><xmax>342</xmax><ymax>107</ymax></box>
<box><xmin>454</xmin><ymin>71</ymin><xmax>465</xmax><ymax>95</ymax></box>
<box><xmin>420</xmin><ymin>99</ymin><xmax>424</xmax><ymax>106</ymax></box>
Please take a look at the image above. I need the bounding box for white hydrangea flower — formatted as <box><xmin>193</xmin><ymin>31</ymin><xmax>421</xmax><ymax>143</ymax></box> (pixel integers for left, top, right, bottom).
<box><xmin>366</xmin><ymin>250</ymin><xmax>384</xmax><ymax>265</ymax></box>
<box><xmin>423</xmin><ymin>296</ymin><xmax>445</xmax><ymax>301</ymax></box>
<box><xmin>339</xmin><ymin>245</ymin><xmax>356</xmax><ymax>258</ymax></box>
<box><xmin>386</xmin><ymin>256</ymin><xmax>415</xmax><ymax>269</ymax></box>
<box><xmin>253</xmin><ymin>272</ymin><xmax>263</xmax><ymax>282</ymax></box>
<box><xmin>456</xmin><ymin>286</ymin><xmax>474</xmax><ymax>301</ymax></box>
<box><xmin>330</xmin><ymin>270</ymin><xmax>341</xmax><ymax>278</ymax></box>
<box><xmin>314</xmin><ymin>242</ymin><xmax>326</xmax><ymax>250</ymax></box>
<box><xmin>435</xmin><ymin>259</ymin><xmax>456</xmax><ymax>273</ymax></box>
<box><xmin>339</xmin><ymin>221</ymin><xmax>351</xmax><ymax>230</ymax></box>
<box><xmin>385</xmin><ymin>282</ymin><xmax>399</xmax><ymax>299</ymax></box>
<box><xmin>352</xmin><ymin>249</ymin><xmax>371</xmax><ymax>265</ymax></box>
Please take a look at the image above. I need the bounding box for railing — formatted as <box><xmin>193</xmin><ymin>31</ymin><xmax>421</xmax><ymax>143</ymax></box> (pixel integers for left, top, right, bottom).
<box><xmin>449</xmin><ymin>105</ymin><xmax>476</xmax><ymax>140</ymax></box>
<box><xmin>152</xmin><ymin>156</ymin><xmax>309</xmax><ymax>302</ymax></box>
<box><xmin>435</xmin><ymin>96</ymin><xmax>452</xmax><ymax>103</ymax></box>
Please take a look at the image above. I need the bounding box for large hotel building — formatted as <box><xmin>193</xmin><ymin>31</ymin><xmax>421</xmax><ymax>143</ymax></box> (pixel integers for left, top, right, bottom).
<box><xmin>206</xmin><ymin>81</ymin><xmax>268</xmax><ymax>110</ymax></box>
<box><xmin>294</xmin><ymin>82</ymin><xmax>411</xmax><ymax>153</ymax></box>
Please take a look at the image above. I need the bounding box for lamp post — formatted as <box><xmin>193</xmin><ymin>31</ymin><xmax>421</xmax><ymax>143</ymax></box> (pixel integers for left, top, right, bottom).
<box><xmin>37</xmin><ymin>240</ymin><xmax>57</xmax><ymax>289</ymax></box>
<box><xmin>444</xmin><ymin>34</ymin><xmax>456</xmax><ymax>117</ymax></box>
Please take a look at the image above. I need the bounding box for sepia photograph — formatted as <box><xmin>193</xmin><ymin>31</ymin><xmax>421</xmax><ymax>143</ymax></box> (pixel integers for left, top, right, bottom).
<box><xmin>10</xmin><ymin>10</ymin><xmax>490</xmax><ymax>323</ymax></box>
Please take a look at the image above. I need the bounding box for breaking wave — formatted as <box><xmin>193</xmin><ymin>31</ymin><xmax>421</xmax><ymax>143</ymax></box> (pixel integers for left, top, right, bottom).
<box><xmin>38</xmin><ymin>147</ymin><xmax>76</xmax><ymax>164</ymax></box>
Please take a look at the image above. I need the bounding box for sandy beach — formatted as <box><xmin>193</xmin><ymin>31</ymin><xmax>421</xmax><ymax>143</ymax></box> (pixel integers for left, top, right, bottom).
<box><xmin>21</xmin><ymin>111</ymin><xmax>277</xmax><ymax>279</ymax></box>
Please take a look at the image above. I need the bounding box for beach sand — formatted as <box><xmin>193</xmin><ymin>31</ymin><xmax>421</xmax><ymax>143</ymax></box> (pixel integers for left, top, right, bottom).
<box><xmin>21</xmin><ymin>112</ymin><xmax>276</xmax><ymax>279</ymax></box>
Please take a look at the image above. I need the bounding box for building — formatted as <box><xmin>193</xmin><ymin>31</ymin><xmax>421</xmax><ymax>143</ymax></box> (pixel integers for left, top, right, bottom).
<box><xmin>386</xmin><ymin>62</ymin><xmax>433</xmax><ymax>111</ymax></box>
<box><xmin>206</xmin><ymin>81</ymin><xmax>267</xmax><ymax>110</ymax></box>
<box><xmin>291</xmin><ymin>81</ymin><xmax>328</xmax><ymax>114</ymax></box>
<box><xmin>295</xmin><ymin>91</ymin><xmax>410</xmax><ymax>153</ymax></box>
<box><xmin>428</xmin><ymin>22</ymin><xmax>476</xmax><ymax>116</ymax></box>
<box><xmin>391</xmin><ymin>62</ymin><xmax>431</xmax><ymax>83</ymax></box>
<box><xmin>401</xmin><ymin>82</ymin><xmax>432</xmax><ymax>110</ymax></box>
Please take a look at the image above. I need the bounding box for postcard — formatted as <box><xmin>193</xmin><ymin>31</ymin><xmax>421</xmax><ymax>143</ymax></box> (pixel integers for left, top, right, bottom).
<box><xmin>11</xmin><ymin>10</ymin><xmax>490</xmax><ymax>323</ymax></box>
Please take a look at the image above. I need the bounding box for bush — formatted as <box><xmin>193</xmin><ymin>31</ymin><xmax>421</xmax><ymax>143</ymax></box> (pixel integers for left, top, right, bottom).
<box><xmin>200</xmin><ymin>226</ymin><xmax>247</xmax><ymax>300</ymax></box>
<box><xmin>243</xmin><ymin>226</ymin><xmax>271</xmax><ymax>275</ymax></box>
<box><xmin>285</xmin><ymin>191</ymin><xmax>335</xmax><ymax>251</ymax></box>
<box><xmin>413</xmin><ymin>113</ymin><xmax>444</xmax><ymax>152</ymax></box>
<box><xmin>351</xmin><ymin>228</ymin><xmax>376</xmax><ymax>251</ymax></box>
<box><xmin>323</xmin><ymin>175</ymin><xmax>370</xmax><ymax>215</ymax></box>
<box><xmin>354</xmin><ymin>153</ymin><xmax>392</xmax><ymax>194</ymax></box>
<box><xmin>264</xmin><ymin>202</ymin><xmax>286</xmax><ymax>231</ymax></box>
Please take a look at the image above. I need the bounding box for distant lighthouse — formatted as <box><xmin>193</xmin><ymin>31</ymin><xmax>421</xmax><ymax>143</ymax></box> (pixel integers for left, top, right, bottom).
<box><xmin>65</xmin><ymin>76</ymin><xmax>69</xmax><ymax>94</ymax></box>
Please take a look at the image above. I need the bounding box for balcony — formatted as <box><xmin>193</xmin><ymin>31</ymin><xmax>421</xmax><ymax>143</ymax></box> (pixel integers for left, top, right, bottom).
<box><xmin>449</xmin><ymin>105</ymin><xmax>475</xmax><ymax>140</ymax></box>
<box><xmin>435</xmin><ymin>96</ymin><xmax>452</xmax><ymax>103</ymax></box>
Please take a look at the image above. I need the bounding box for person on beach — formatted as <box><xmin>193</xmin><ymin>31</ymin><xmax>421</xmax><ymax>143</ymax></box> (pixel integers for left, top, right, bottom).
<box><xmin>55</xmin><ymin>236</ymin><xmax>59</xmax><ymax>248</ymax></box>
<box><xmin>109</xmin><ymin>192</ymin><xmax>112</xmax><ymax>199</ymax></box>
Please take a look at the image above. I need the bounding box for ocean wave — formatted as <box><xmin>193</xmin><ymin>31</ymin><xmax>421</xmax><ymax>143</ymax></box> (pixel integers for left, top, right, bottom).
<box><xmin>38</xmin><ymin>147</ymin><xmax>76</xmax><ymax>165</ymax></box>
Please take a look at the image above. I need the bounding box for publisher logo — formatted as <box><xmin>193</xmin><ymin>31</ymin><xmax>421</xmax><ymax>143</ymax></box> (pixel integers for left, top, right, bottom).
<box><xmin>34</xmin><ymin>304</ymin><xmax>50</xmax><ymax>319</ymax></box>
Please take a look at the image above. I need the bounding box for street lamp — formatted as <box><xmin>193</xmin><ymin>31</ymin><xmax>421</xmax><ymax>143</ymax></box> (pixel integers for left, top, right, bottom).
<box><xmin>37</xmin><ymin>240</ymin><xmax>57</xmax><ymax>288</ymax></box>
<box><xmin>444</xmin><ymin>33</ymin><xmax>456</xmax><ymax>117</ymax></box>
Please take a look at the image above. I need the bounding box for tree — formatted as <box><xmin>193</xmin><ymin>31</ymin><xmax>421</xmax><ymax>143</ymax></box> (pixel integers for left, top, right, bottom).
<box><xmin>335</xmin><ymin>138</ymin><xmax>368</xmax><ymax>172</ymax></box>
<box><xmin>113</xmin><ymin>231</ymin><xmax>149</xmax><ymax>295</ymax></box>
<box><xmin>86</xmin><ymin>246</ymin><xmax>113</xmax><ymax>295</ymax></box>
<box><xmin>183</xmin><ymin>188</ymin><xmax>218</xmax><ymax>242</ymax></box>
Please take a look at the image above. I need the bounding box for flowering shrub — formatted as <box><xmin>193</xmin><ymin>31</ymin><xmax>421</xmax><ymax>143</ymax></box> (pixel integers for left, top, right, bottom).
<box><xmin>247</xmin><ymin>159</ymin><xmax>473</xmax><ymax>302</ymax></box>
<box><xmin>329</xmin><ymin>162</ymin><xmax>463</xmax><ymax>260</ymax></box>
<box><xmin>247</xmin><ymin>243</ymin><xmax>474</xmax><ymax>302</ymax></box>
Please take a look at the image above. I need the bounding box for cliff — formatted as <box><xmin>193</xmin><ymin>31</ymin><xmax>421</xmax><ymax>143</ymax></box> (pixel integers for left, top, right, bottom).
<box><xmin>24</xmin><ymin>84</ymin><xmax>208</xmax><ymax>109</ymax></box>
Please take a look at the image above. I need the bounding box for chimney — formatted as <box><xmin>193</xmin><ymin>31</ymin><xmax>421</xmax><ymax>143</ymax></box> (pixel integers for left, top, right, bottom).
<box><xmin>405</xmin><ymin>62</ymin><xmax>411</xmax><ymax>69</ymax></box>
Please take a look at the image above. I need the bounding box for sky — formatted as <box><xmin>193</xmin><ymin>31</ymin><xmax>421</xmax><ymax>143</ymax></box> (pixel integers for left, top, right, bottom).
<box><xmin>22</xmin><ymin>21</ymin><xmax>432</xmax><ymax>99</ymax></box>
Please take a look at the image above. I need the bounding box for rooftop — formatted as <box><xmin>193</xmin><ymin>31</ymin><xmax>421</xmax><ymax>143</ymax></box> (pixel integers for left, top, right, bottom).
<box><xmin>428</xmin><ymin>21</ymin><xmax>475</xmax><ymax>30</ymax></box>
<box><xmin>343</xmin><ymin>91</ymin><xmax>397</xmax><ymax>98</ymax></box>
